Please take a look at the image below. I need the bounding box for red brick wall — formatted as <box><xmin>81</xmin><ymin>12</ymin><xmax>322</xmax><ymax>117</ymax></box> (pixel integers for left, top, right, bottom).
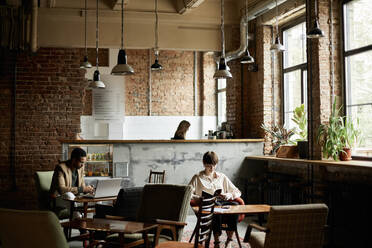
<box><xmin>0</xmin><ymin>48</ymin><xmax>89</xmax><ymax>208</ymax></box>
<box><xmin>0</xmin><ymin>48</ymin><xmax>217</xmax><ymax>209</ymax></box>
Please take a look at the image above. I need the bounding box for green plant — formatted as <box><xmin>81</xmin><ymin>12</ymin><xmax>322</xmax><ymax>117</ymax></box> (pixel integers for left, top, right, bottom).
<box><xmin>291</xmin><ymin>104</ymin><xmax>307</xmax><ymax>141</ymax></box>
<box><xmin>317</xmin><ymin>98</ymin><xmax>361</xmax><ymax>160</ymax></box>
<box><xmin>261</xmin><ymin>123</ymin><xmax>295</xmax><ymax>153</ymax></box>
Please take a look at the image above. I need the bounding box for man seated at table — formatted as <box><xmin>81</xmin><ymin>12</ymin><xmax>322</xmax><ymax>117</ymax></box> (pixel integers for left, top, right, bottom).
<box><xmin>50</xmin><ymin>147</ymin><xmax>94</xmax><ymax>218</ymax></box>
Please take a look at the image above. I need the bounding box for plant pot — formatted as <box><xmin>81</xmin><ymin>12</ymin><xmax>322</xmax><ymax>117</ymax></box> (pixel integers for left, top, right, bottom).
<box><xmin>297</xmin><ymin>141</ymin><xmax>308</xmax><ymax>159</ymax></box>
<box><xmin>339</xmin><ymin>147</ymin><xmax>352</xmax><ymax>161</ymax></box>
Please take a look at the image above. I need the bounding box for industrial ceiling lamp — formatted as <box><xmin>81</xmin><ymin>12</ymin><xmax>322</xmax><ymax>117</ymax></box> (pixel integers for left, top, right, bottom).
<box><xmin>151</xmin><ymin>0</ymin><xmax>162</xmax><ymax>71</ymax></box>
<box><xmin>80</xmin><ymin>0</ymin><xmax>92</xmax><ymax>68</ymax></box>
<box><xmin>111</xmin><ymin>0</ymin><xmax>134</xmax><ymax>75</ymax></box>
<box><xmin>270</xmin><ymin>0</ymin><xmax>285</xmax><ymax>52</ymax></box>
<box><xmin>307</xmin><ymin>0</ymin><xmax>324</xmax><ymax>38</ymax></box>
<box><xmin>88</xmin><ymin>0</ymin><xmax>105</xmax><ymax>89</ymax></box>
<box><xmin>241</xmin><ymin>0</ymin><xmax>254</xmax><ymax>64</ymax></box>
<box><xmin>214</xmin><ymin>0</ymin><xmax>232</xmax><ymax>79</ymax></box>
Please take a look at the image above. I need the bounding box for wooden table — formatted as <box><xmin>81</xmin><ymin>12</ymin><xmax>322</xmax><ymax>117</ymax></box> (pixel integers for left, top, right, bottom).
<box><xmin>65</xmin><ymin>196</ymin><xmax>117</xmax><ymax>218</ymax></box>
<box><xmin>64</xmin><ymin>196</ymin><xmax>117</xmax><ymax>239</ymax></box>
<box><xmin>192</xmin><ymin>204</ymin><xmax>270</xmax><ymax>215</ymax></box>
<box><xmin>66</xmin><ymin>218</ymin><xmax>158</xmax><ymax>248</ymax></box>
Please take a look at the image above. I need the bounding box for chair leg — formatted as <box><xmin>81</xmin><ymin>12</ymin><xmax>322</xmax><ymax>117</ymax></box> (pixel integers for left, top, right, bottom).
<box><xmin>189</xmin><ymin>225</ymin><xmax>196</xmax><ymax>243</ymax></box>
<box><xmin>235</xmin><ymin>227</ymin><xmax>242</xmax><ymax>248</ymax></box>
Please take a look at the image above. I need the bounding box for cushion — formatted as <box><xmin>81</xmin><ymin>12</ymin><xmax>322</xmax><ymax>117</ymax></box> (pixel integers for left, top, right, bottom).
<box><xmin>249</xmin><ymin>232</ymin><xmax>266</xmax><ymax>248</ymax></box>
<box><xmin>114</xmin><ymin>187</ymin><xmax>143</xmax><ymax>221</ymax></box>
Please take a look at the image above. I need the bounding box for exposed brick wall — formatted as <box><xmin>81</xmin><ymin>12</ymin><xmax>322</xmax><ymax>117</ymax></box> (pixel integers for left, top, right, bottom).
<box><xmin>199</xmin><ymin>52</ymin><xmax>217</xmax><ymax>116</ymax></box>
<box><xmin>0</xmin><ymin>48</ymin><xmax>89</xmax><ymax>209</ymax></box>
<box><xmin>0</xmin><ymin>47</ymin><xmax>217</xmax><ymax>209</ymax></box>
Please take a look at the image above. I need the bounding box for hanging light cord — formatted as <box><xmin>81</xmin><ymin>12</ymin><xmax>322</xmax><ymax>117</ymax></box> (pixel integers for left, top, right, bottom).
<box><xmin>275</xmin><ymin>0</ymin><xmax>279</xmax><ymax>35</ymax></box>
<box><xmin>221</xmin><ymin>0</ymin><xmax>225</xmax><ymax>58</ymax></box>
<box><xmin>245</xmin><ymin>0</ymin><xmax>249</xmax><ymax>50</ymax></box>
<box><xmin>96</xmin><ymin>0</ymin><xmax>99</xmax><ymax>70</ymax></box>
<box><xmin>121</xmin><ymin>0</ymin><xmax>124</xmax><ymax>49</ymax></box>
<box><xmin>155</xmin><ymin>0</ymin><xmax>159</xmax><ymax>57</ymax></box>
<box><xmin>84</xmin><ymin>0</ymin><xmax>88</xmax><ymax>56</ymax></box>
<box><xmin>315</xmin><ymin>0</ymin><xmax>319</xmax><ymax>21</ymax></box>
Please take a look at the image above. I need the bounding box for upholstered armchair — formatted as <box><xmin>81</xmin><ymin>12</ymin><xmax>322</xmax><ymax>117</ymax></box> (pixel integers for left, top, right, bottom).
<box><xmin>0</xmin><ymin>208</ymin><xmax>69</xmax><ymax>248</ymax></box>
<box><xmin>244</xmin><ymin>203</ymin><xmax>328</xmax><ymax>248</ymax></box>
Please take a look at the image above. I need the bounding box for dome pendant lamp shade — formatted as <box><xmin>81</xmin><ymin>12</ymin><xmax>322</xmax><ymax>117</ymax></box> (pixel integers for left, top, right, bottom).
<box><xmin>80</xmin><ymin>0</ymin><xmax>92</xmax><ymax>68</ymax></box>
<box><xmin>213</xmin><ymin>0</ymin><xmax>232</xmax><ymax>79</ymax></box>
<box><xmin>307</xmin><ymin>19</ymin><xmax>324</xmax><ymax>38</ymax></box>
<box><xmin>151</xmin><ymin>50</ymin><xmax>162</xmax><ymax>71</ymax></box>
<box><xmin>270</xmin><ymin>0</ymin><xmax>285</xmax><ymax>53</ymax></box>
<box><xmin>214</xmin><ymin>57</ymin><xmax>232</xmax><ymax>79</ymax></box>
<box><xmin>240</xmin><ymin>50</ymin><xmax>255</xmax><ymax>64</ymax></box>
<box><xmin>241</xmin><ymin>0</ymin><xmax>254</xmax><ymax>64</ymax></box>
<box><xmin>111</xmin><ymin>49</ymin><xmax>134</xmax><ymax>75</ymax></box>
<box><xmin>307</xmin><ymin>0</ymin><xmax>324</xmax><ymax>39</ymax></box>
<box><xmin>111</xmin><ymin>0</ymin><xmax>134</xmax><ymax>75</ymax></box>
<box><xmin>88</xmin><ymin>0</ymin><xmax>105</xmax><ymax>89</ymax></box>
<box><xmin>151</xmin><ymin>0</ymin><xmax>163</xmax><ymax>71</ymax></box>
<box><xmin>270</xmin><ymin>35</ymin><xmax>285</xmax><ymax>52</ymax></box>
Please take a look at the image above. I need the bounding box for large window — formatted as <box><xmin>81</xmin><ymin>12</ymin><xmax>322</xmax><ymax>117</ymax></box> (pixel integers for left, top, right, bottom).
<box><xmin>343</xmin><ymin>0</ymin><xmax>372</xmax><ymax>157</ymax></box>
<box><xmin>217</xmin><ymin>79</ymin><xmax>226</xmax><ymax>128</ymax></box>
<box><xmin>282</xmin><ymin>21</ymin><xmax>307</xmax><ymax>129</ymax></box>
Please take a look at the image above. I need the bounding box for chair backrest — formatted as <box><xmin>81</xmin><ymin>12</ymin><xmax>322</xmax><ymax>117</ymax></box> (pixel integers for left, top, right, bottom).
<box><xmin>34</xmin><ymin>171</ymin><xmax>54</xmax><ymax>210</ymax></box>
<box><xmin>264</xmin><ymin>203</ymin><xmax>328</xmax><ymax>248</ymax></box>
<box><xmin>194</xmin><ymin>196</ymin><xmax>217</xmax><ymax>248</ymax></box>
<box><xmin>148</xmin><ymin>169</ymin><xmax>165</xmax><ymax>183</ymax></box>
<box><xmin>113</xmin><ymin>187</ymin><xmax>144</xmax><ymax>221</ymax></box>
<box><xmin>137</xmin><ymin>184</ymin><xmax>192</xmax><ymax>240</ymax></box>
<box><xmin>0</xmin><ymin>208</ymin><xmax>69</xmax><ymax>248</ymax></box>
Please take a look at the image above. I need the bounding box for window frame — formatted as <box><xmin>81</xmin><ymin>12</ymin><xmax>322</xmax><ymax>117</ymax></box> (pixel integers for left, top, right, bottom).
<box><xmin>281</xmin><ymin>17</ymin><xmax>307</xmax><ymax>127</ymax></box>
<box><xmin>341</xmin><ymin>0</ymin><xmax>372</xmax><ymax>160</ymax></box>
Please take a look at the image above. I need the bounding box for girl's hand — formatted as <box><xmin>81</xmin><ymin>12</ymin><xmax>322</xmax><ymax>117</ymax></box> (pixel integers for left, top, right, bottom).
<box><xmin>220</xmin><ymin>193</ymin><xmax>233</xmax><ymax>201</ymax></box>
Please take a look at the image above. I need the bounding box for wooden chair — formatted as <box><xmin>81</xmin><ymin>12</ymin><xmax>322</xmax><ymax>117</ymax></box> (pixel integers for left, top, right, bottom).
<box><xmin>244</xmin><ymin>203</ymin><xmax>328</xmax><ymax>248</ymax></box>
<box><xmin>148</xmin><ymin>169</ymin><xmax>166</xmax><ymax>183</ymax></box>
<box><xmin>156</xmin><ymin>195</ymin><xmax>217</xmax><ymax>248</ymax></box>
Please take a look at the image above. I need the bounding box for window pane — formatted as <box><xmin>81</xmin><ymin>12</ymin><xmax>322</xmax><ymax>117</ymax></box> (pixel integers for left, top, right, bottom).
<box><xmin>345</xmin><ymin>50</ymin><xmax>372</xmax><ymax>106</ymax></box>
<box><xmin>344</xmin><ymin>0</ymin><xmax>372</xmax><ymax>51</ymax></box>
<box><xmin>283</xmin><ymin>22</ymin><xmax>306</xmax><ymax>68</ymax></box>
<box><xmin>345</xmin><ymin>50</ymin><xmax>372</xmax><ymax>156</ymax></box>
<box><xmin>217</xmin><ymin>91</ymin><xmax>226</xmax><ymax>127</ymax></box>
<box><xmin>284</xmin><ymin>70</ymin><xmax>302</xmax><ymax>129</ymax></box>
<box><xmin>218</xmin><ymin>79</ymin><xmax>226</xmax><ymax>90</ymax></box>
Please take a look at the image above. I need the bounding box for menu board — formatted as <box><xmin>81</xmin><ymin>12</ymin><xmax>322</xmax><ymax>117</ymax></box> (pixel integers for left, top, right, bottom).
<box><xmin>93</xmin><ymin>75</ymin><xmax>125</xmax><ymax>121</ymax></box>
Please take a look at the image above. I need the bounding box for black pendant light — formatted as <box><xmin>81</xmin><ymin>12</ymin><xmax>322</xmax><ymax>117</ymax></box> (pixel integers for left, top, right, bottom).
<box><xmin>214</xmin><ymin>0</ymin><xmax>232</xmax><ymax>79</ymax></box>
<box><xmin>307</xmin><ymin>0</ymin><xmax>324</xmax><ymax>38</ymax></box>
<box><xmin>80</xmin><ymin>0</ymin><xmax>92</xmax><ymax>68</ymax></box>
<box><xmin>241</xmin><ymin>0</ymin><xmax>254</xmax><ymax>64</ymax></box>
<box><xmin>270</xmin><ymin>0</ymin><xmax>285</xmax><ymax>53</ymax></box>
<box><xmin>151</xmin><ymin>0</ymin><xmax>162</xmax><ymax>71</ymax></box>
<box><xmin>111</xmin><ymin>0</ymin><xmax>134</xmax><ymax>75</ymax></box>
<box><xmin>88</xmin><ymin>0</ymin><xmax>105</xmax><ymax>89</ymax></box>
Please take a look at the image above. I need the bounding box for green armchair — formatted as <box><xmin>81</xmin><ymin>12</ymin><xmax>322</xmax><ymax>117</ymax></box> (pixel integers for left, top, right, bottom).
<box><xmin>0</xmin><ymin>208</ymin><xmax>69</xmax><ymax>248</ymax></box>
<box><xmin>34</xmin><ymin>171</ymin><xmax>69</xmax><ymax>219</ymax></box>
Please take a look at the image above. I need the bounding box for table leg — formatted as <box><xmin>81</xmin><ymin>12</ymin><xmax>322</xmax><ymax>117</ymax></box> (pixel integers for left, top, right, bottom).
<box><xmin>68</xmin><ymin>201</ymin><xmax>74</xmax><ymax>239</ymax></box>
<box><xmin>143</xmin><ymin>231</ymin><xmax>150</xmax><ymax>248</ymax></box>
<box><xmin>83</xmin><ymin>202</ymin><xmax>88</xmax><ymax>218</ymax></box>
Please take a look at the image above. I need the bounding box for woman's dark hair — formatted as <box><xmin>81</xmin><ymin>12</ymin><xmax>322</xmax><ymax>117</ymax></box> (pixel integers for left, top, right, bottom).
<box><xmin>173</xmin><ymin>120</ymin><xmax>191</xmax><ymax>139</ymax></box>
<box><xmin>70</xmin><ymin>147</ymin><xmax>87</xmax><ymax>160</ymax></box>
<box><xmin>203</xmin><ymin>151</ymin><xmax>218</xmax><ymax>165</ymax></box>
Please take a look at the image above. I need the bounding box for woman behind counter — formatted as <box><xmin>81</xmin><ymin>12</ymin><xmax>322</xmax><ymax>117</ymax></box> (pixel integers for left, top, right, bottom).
<box><xmin>188</xmin><ymin>151</ymin><xmax>241</xmax><ymax>248</ymax></box>
<box><xmin>172</xmin><ymin>120</ymin><xmax>190</xmax><ymax>139</ymax></box>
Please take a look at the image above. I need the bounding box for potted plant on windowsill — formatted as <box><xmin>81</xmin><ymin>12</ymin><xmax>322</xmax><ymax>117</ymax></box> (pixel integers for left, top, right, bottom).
<box><xmin>292</xmin><ymin>104</ymin><xmax>308</xmax><ymax>159</ymax></box>
<box><xmin>261</xmin><ymin>123</ymin><xmax>296</xmax><ymax>156</ymax></box>
<box><xmin>317</xmin><ymin>99</ymin><xmax>361</xmax><ymax>161</ymax></box>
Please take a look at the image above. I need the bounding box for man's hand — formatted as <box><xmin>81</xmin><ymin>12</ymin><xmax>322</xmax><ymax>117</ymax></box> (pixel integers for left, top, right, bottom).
<box><xmin>83</xmin><ymin>185</ymin><xmax>94</xmax><ymax>194</ymax></box>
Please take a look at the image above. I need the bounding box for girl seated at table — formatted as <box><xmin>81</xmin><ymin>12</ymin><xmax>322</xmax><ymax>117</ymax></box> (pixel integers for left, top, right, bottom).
<box><xmin>188</xmin><ymin>151</ymin><xmax>241</xmax><ymax>248</ymax></box>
